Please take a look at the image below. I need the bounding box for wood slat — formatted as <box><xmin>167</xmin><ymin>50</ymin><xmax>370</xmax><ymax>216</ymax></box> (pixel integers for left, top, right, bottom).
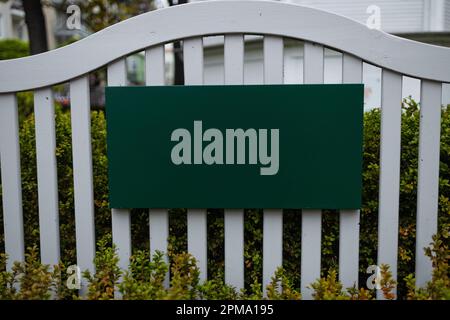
<box><xmin>34</xmin><ymin>87</ymin><xmax>60</xmax><ymax>266</ymax></box>
<box><xmin>0</xmin><ymin>93</ymin><xmax>25</xmax><ymax>270</ymax></box>
<box><xmin>262</xmin><ymin>36</ymin><xmax>284</xmax><ymax>295</ymax></box>
<box><xmin>70</xmin><ymin>75</ymin><xmax>96</xmax><ymax>294</ymax></box>
<box><xmin>377</xmin><ymin>69</ymin><xmax>402</xmax><ymax>299</ymax></box>
<box><xmin>183</xmin><ymin>37</ymin><xmax>208</xmax><ymax>281</ymax></box>
<box><xmin>187</xmin><ymin>209</ymin><xmax>207</xmax><ymax>281</ymax></box>
<box><xmin>145</xmin><ymin>45</ymin><xmax>170</xmax><ymax>287</ymax></box>
<box><xmin>149</xmin><ymin>209</ymin><xmax>169</xmax><ymax>285</ymax></box>
<box><xmin>339</xmin><ymin>54</ymin><xmax>362</xmax><ymax>289</ymax></box>
<box><xmin>415</xmin><ymin>80</ymin><xmax>442</xmax><ymax>288</ymax></box>
<box><xmin>107</xmin><ymin>59</ymin><xmax>132</xmax><ymax>294</ymax></box>
<box><xmin>145</xmin><ymin>45</ymin><xmax>165</xmax><ymax>86</ymax></box>
<box><xmin>224</xmin><ymin>34</ymin><xmax>245</xmax><ymax>290</ymax></box>
<box><xmin>301</xmin><ymin>42</ymin><xmax>324</xmax><ymax>300</ymax></box>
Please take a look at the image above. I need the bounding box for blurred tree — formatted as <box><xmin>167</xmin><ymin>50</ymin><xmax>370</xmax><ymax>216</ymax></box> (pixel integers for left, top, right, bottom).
<box><xmin>22</xmin><ymin>0</ymin><xmax>48</xmax><ymax>54</ymax></box>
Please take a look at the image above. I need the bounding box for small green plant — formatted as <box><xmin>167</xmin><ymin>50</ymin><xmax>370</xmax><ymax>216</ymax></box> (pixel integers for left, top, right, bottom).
<box><xmin>119</xmin><ymin>250</ymin><xmax>168</xmax><ymax>299</ymax></box>
<box><xmin>265</xmin><ymin>267</ymin><xmax>301</xmax><ymax>300</ymax></box>
<box><xmin>166</xmin><ymin>252</ymin><xmax>200</xmax><ymax>299</ymax></box>
<box><xmin>310</xmin><ymin>269</ymin><xmax>348</xmax><ymax>300</ymax></box>
<box><xmin>83</xmin><ymin>234</ymin><xmax>121</xmax><ymax>300</ymax></box>
<box><xmin>405</xmin><ymin>227</ymin><xmax>450</xmax><ymax>300</ymax></box>
<box><xmin>0</xmin><ymin>253</ymin><xmax>18</xmax><ymax>299</ymax></box>
<box><xmin>379</xmin><ymin>264</ymin><xmax>397</xmax><ymax>300</ymax></box>
<box><xmin>309</xmin><ymin>266</ymin><xmax>395</xmax><ymax>300</ymax></box>
<box><xmin>0</xmin><ymin>246</ymin><xmax>53</xmax><ymax>300</ymax></box>
<box><xmin>197</xmin><ymin>277</ymin><xmax>240</xmax><ymax>300</ymax></box>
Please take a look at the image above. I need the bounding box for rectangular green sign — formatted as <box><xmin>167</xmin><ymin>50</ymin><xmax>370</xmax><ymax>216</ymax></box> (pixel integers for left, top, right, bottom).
<box><xmin>106</xmin><ymin>84</ymin><xmax>363</xmax><ymax>209</ymax></box>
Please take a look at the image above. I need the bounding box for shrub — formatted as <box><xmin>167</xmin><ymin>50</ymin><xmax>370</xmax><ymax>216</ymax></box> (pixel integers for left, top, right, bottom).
<box><xmin>405</xmin><ymin>227</ymin><xmax>450</xmax><ymax>300</ymax></box>
<box><xmin>0</xmin><ymin>230</ymin><xmax>446</xmax><ymax>300</ymax></box>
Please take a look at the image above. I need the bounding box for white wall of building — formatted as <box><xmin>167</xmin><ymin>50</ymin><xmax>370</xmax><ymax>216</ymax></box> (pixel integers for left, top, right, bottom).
<box><xmin>200</xmin><ymin>1</ymin><xmax>450</xmax><ymax>108</ymax></box>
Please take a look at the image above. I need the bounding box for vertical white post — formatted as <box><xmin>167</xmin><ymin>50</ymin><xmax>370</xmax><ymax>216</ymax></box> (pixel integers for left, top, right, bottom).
<box><xmin>377</xmin><ymin>69</ymin><xmax>402</xmax><ymax>299</ymax></box>
<box><xmin>183</xmin><ymin>37</ymin><xmax>208</xmax><ymax>281</ymax></box>
<box><xmin>34</xmin><ymin>87</ymin><xmax>60</xmax><ymax>266</ymax></box>
<box><xmin>415</xmin><ymin>80</ymin><xmax>442</xmax><ymax>288</ymax></box>
<box><xmin>146</xmin><ymin>45</ymin><xmax>166</xmax><ymax>86</ymax></box>
<box><xmin>224</xmin><ymin>34</ymin><xmax>245</xmax><ymax>291</ymax></box>
<box><xmin>262</xmin><ymin>35</ymin><xmax>284</xmax><ymax>295</ymax></box>
<box><xmin>146</xmin><ymin>45</ymin><xmax>170</xmax><ymax>287</ymax></box>
<box><xmin>339</xmin><ymin>54</ymin><xmax>362</xmax><ymax>289</ymax></box>
<box><xmin>301</xmin><ymin>42</ymin><xmax>323</xmax><ymax>300</ymax></box>
<box><xmin>0</xmin><ymin>93</ymin><xmax>25</xmax><ymax>270</ymax></box>
<box><xmin>70</xmin><ymin>75</ymin><xmax>96</xmax><ymax>294</ymax></box>
<box><xmin>107</xmin><ymin>59</ymin><xmax>132</xmax><ymax>287</ymax></box>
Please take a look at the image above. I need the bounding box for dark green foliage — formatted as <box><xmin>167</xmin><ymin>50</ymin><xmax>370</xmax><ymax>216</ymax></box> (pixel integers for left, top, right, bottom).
<box><xmin>83</xmin><ymin>234</ymin><xmax>120</xmax><ymax>300</ymax></box>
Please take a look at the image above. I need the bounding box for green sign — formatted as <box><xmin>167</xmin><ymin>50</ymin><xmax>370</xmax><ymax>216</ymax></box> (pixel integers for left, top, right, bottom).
<box><xmin>106</xmin><ymin>84</ymin><xmax>363</xmax><ymax>209</ymax></box>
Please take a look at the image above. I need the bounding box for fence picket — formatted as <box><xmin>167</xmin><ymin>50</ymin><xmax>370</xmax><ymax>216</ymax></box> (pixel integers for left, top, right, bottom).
<box><xmin>145</xmin><ymin>45</ymin><xmax>170</xmax><ymax>287</ymax></box>
<box><xmin>416</xmin><ymin>80</ymin><xmax>442</xmax><ymax>287</ymax></box>
<box><xmin>377</xmin><ymin>69</ymin><xmax>402</xmax><ymax>299</ymax></box>
<box><xmin>70</xmin><ymin>75</ymin><xmax>96</xmax><ymax>294</ymax></box>
<box><xmin>107</xmin><ymin>60</ymin><xmax>132</xmax><ymax>290</ymax></box>
<box><xmin>184</xmin><ymin>37</ymin><xmax>208</xmax><ymax>281</ymax></box>
<box><xmin>146</xmin><ymin>45</ymin><xmax>165</xmax><ymax>86</ymax></box>
<box><xmin>339</xmin><ymin>54</ymin><xmax>362</xmax><ymax>288</ymax></box>
<box><xmin>34</xmin><ymin>88</ymin><xmax>60</xmax><ymax>266</ymax></box>
<box><xmin>224</xmin><ymin>34</ymin><xmax>245</xmax><ymax>290</ymax></box>
<box><xmin>301</xmin><ymin>42</ymin><xmax>324</xmax><ymax>300</ymax></box>
<box><xmin>262</xmin><ymin>36</ymin><xmax>284</xmax><ymax>295</ymax></box>
<box><xmin>0</xmin><ymin>93</ymin><xmax>25</xmax><ymax>270</ymax></box>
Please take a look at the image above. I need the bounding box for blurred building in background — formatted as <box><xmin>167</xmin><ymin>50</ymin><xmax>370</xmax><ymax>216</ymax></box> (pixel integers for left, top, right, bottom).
<box><xmin>0</xmin><ymin>0</ymin><xmax>27</xmax><ymax>41</ymax></box>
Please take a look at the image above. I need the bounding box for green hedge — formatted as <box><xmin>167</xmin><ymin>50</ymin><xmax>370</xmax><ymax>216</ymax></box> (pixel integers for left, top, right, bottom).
<box><xmin>0</xmin><ymin>39</ymin><xmax>29</xmax><ymax>60</ymax></box>
<box><xmin>0</xmin><ymin>98</ymin><xmax>449</xmax><ymax>299</ymax></box>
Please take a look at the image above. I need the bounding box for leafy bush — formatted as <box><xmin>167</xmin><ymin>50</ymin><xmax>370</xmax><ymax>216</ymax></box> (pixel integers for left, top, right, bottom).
<box><xmin>0</xmin><ymin>39</ymin><xmax>29</xmax><ymax>60</ymax></box>
<box><xmin>310</xmin><ymin>269</ymin><xmax>374</xmax><ymax>300</ymax></box>
<box><xmin>405</xmin><ymin>227</ymin><xmax>450</xmax><ymax>300</ymax></box>
<box><xmin>0</xmin><ymin>230</ymin><xmax>446</xmax><ymax>300</ymax></box>
<box><xmin>0</xmin><ymin>98</ymin><xmax>449</xmax><ymax>299</ymax></box>
<box><xmin>83</xmin><ymin>234</ymin><xmax>120</xmax><ymax>300</ymax></box>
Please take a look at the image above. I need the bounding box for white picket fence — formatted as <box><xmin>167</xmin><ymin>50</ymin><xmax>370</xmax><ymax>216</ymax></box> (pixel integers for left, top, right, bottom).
<box><xmin>0</xmin><ymin>1</ymin><xmax>449</xmax><ymax>299</ymax></box>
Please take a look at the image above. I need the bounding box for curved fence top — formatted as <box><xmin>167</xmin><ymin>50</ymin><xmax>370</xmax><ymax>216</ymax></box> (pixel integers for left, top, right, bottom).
<box><xmin>1</xmin><ymin>0</ymin><xmax>450</xmax><ymax>93</ymax></box>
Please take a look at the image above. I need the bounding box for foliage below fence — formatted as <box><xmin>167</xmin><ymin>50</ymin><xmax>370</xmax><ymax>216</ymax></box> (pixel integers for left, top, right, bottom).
<box><xmin>0</xmin><ymin>227</ymin><xmax>448</xmax><ymax>300</ymax></box>
<box><xmin>0</xmin><ymin>96</ymin><xmax>449</xmax><ymax>299</ymax></box>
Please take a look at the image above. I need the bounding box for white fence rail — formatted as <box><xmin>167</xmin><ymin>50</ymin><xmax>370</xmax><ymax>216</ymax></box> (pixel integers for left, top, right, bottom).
<box><xmin>0</xmin><ymin>1</ymin><xmax>448</xmax><ymax>299</ymax></box>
